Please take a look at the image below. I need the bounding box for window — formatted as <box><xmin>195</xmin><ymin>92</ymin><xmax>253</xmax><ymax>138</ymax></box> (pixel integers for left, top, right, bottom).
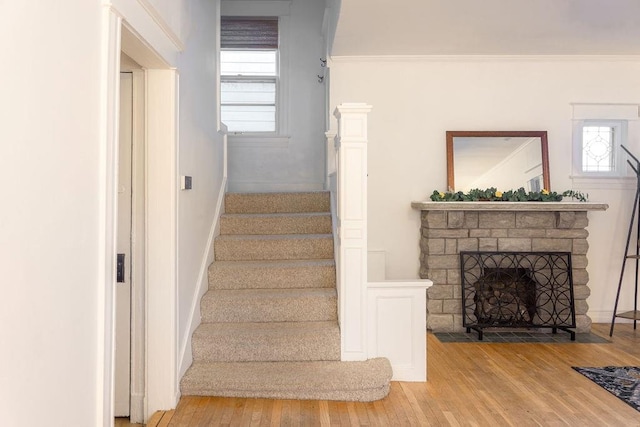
<box><xmin>582</xmin><ymin>125</ymin><xmax>615</xmax><ymax>172</ymax></box>
<box><xmin>573</xmin><ymin>120</ymin><xmax>627</xmax><ymax>176</ymax></box>
<box><xmin>220</xmin><ymin>17</ymin><xmax>279</xmax><ymax>133</ymax></box>
<box><xmin>571</xmin><ymin>103</ymin><xmax>638</xmax><ymax>179</ymax></box>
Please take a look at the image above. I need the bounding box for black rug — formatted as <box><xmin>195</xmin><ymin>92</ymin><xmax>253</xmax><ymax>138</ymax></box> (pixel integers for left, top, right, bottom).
<box><xmin>572</xmin><ymin>366</ymin><xmax>640</xmax><ymax>412</ymax></box>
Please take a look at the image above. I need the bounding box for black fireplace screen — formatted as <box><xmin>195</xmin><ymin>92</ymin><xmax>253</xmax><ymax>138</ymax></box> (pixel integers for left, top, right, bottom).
<box><xmin>460</xmin><ymin>251</ymin><xmax>576</xmax><ymax>339</ymax></box>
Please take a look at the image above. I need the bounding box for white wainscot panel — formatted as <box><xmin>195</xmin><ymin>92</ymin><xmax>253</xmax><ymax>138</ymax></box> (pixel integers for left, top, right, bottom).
<box><xmin>343</xmin><ymin>116</ymin><xmax>367</xmax><ymax>139</ymax></box>
<box><xmin>367</xmin><ymin>280</ymin><xmax>432</xmax><ymax>382</ymax></box>
<box><xmin>342</xmin><ymin>246</ymin><xmax>365</xmax><ymax>358</ymax></box>
<box><xmin>342</xmin><ymin>146</ymin><xmax>365</xmax><ymax>220</ymax></box>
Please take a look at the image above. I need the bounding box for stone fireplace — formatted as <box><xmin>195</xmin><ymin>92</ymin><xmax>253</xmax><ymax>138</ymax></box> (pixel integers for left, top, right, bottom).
<box><xmin>410</xmin><ymin>201</ymin><xmax>608</xmax><ymax>333</ymax></box>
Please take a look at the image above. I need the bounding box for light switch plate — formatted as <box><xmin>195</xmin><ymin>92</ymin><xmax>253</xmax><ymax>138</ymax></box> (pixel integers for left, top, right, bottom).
<box><xmin>181</xmin><ymin>175</ymin><xmax>193</xmax><ymax>190</ymax></box>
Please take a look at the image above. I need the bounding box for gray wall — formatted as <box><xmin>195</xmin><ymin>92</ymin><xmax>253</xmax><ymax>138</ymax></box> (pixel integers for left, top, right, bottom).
<box><xmin>227</xmin><ymin>0</ymin><xmax>327</xmax><ymax>192</ymax></box>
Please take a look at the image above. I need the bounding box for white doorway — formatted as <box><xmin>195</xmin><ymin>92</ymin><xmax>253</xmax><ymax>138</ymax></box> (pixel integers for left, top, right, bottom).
<box><xmin>102</xmin><ymin>13</ymin><xmax>179</xmax><ymax>422</ymax></box>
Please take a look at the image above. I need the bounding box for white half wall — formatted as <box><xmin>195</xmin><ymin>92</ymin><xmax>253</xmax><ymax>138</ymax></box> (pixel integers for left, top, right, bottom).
<box><xmin>330</xmin><ymin>56</ymin><xmax>640</xmax><ymax>324</ymax></box>
<box><xmin>367</xmin><ymin>280</ymin><xmax>431</xmax><ymax>381</ymax></box>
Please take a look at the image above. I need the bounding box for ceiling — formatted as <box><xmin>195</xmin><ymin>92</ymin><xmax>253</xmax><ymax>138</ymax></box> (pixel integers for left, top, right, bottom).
<box><xmin>332</xmin><ymin>0</ymin><xmax>640</xmax><ymax>56</ymax></box>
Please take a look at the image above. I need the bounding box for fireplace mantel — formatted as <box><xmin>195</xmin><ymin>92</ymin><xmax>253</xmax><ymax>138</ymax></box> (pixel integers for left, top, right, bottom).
<box><xmin>411</xmin><ymin>200</ymin><xmax>608</xmax><ymax>333</ymax></box>
<box><xmin>411</xmin><ymin>201</ymin><xmax>608</xmax><ymax>212</ymax></box>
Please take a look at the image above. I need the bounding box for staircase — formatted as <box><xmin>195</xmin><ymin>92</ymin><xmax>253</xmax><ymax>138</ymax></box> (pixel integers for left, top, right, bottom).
<box><xmin>180</xmin><ymin>191</ymin><xmax>392</xmax><ymax>401</ymax></box>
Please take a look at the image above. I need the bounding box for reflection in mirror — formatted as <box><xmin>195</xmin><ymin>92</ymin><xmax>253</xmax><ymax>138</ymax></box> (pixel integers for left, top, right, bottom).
<box><xmin>446</xmin><ymin>131</ymin><xmax>550</xmax><ymax>192</ymax></box>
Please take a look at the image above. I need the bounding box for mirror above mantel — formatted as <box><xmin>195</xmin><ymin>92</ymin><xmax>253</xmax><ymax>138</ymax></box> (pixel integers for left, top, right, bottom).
<box><xmin>446</xmin><ymin>131</ymin><xmax>550</xmax><ymax>192</ymax></box>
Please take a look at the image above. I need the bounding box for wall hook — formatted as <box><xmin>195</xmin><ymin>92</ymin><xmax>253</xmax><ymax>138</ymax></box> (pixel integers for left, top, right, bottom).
<box><xmin>317</xmin><ymin>74</ymin><xmax>324</xmax><ymax>83</ymax></box>
<box><xmin>320</xmin><ymin>58</ymin><xmax>327</xmax><ymax>67</ymax></box>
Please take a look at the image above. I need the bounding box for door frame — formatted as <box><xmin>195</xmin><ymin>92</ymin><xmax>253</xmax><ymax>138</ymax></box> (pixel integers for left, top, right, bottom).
<box><xmin>100</xmin><ymin>6</ymin><xmax>179</xmax><ymax>425</ymax></box>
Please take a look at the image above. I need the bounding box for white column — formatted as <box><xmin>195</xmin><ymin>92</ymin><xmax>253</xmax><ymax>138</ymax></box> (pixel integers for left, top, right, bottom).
<box><xmin>334</xmin><ymin>103</ymin><xmax>372</xmax><ymax>361</ymax></box>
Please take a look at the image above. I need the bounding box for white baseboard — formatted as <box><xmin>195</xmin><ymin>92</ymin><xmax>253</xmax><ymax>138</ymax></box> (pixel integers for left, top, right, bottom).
<box><xmin>177</xmin><ymin>177</ymin><xmax>227</xmax><ymax>379</ymax></box>
<box><xmin>328</xmin><ymin>174</ymin><xmax>340</xmax><ymax>324</ymax></box>
<box><xmin>589</xmin><ymin>309</ymin><xmax>636</xmax><ymax>324</ymax></box>
<box><xmin>130</xmin><ymin>392</ymin><xmax>145</xmax><ymax>424</ymax></box>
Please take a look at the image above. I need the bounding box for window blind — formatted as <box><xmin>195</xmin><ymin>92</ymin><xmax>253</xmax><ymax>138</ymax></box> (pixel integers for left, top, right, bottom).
<box><xmin>221</xmin><ymin>17</ymin><xmax>278</xmax><ymax>50</ymax></box>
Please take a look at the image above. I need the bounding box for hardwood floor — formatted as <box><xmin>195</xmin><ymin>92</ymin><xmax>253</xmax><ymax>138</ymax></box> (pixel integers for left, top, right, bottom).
<box><xmin>132</xmin><ymin>323</ymin><xmax>640</xmax><ymax>426</ymax></box>
<box><xmin>115</xmin><ymin>417</ymin><xmax>142</xmax><ymax>427</ymax></box>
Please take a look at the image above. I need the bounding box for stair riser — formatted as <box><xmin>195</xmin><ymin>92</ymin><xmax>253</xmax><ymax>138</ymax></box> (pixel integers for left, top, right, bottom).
<box><xmin>214</xmin><ymin>238</ymin><xmax>333</xmax><ymax>261</ymax></box>
<box><xmin>182</xmin><ymin>385</ymin><xmax>391</xmax><ymax>402</ymax></box>
<box><xmin>201</xmin><ymin>295</ymin><xmax>337</xmax><ymax>323</ymax></box>
<box><xmin>225</xmin><ymin>192</ymin><xmax>330</xmax><ymax>214</ymax></box>
<box><xmin>208</xmin><ymin>263</ymin><xmax>336</xmax><ymax>289</ymax></box>
<box><xmin>220</xmin><ymin>215</ymin><xmax>331</xmax><ymax>235</ymax></box>
<box><xmin>192</xmin><ymin>330</ymin><xmax>340</xmax><ymax>362</ymax></box>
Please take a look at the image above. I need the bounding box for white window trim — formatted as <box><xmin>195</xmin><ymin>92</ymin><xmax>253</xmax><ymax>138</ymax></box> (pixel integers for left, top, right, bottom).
<box><xmin>572</xmin><ymin>119</ymin><xmax>628</xmax><ymax>178</ymax></box>
<box><xmin>219</xmin><ymin>1</ymin><xmax>291</xmax><ymax>141</ymax></box>
<box><xmin>570</xmin><ymin>103</ymin><xmax>640</xmax><ymax>185</ymax></box>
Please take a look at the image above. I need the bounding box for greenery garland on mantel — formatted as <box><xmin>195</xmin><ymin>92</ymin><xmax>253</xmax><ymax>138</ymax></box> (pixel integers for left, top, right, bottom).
<box><xmin>430</xmin><ymin>188</ymin><xmax>588</xmax><ymax>202</ymax></box>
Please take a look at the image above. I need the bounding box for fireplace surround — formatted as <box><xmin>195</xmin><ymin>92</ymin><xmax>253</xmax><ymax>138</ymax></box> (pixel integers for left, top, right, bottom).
<box><xmin>410</xmin><ymin>201</ymin><xmax>608</xmax><ymax>333</ymax></box>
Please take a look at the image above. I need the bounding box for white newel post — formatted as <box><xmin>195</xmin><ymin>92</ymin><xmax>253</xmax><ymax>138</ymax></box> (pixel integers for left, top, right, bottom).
<box><xmin>334</xmin><ymin>103</ymin><xmax>371</xmax><ymax>361</ymax></box>
<box><xmin>334</xmin><ymin>103</ymin><xmax>431</xmax><ymax>380</ymax></box>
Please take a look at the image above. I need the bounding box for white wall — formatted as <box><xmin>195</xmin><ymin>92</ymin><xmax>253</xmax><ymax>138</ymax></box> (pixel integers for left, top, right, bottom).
<box><xmin>0</xmin><ymin>2</ymin><xmax>103</xmax><ymax>426</ymax></box>
<box><xmin>227</xmin><ymin>0</ymin><xmax>327</xmax><ymax>192</ymax></box>
<box><xmin>330</xmin><ymin>56</ymin><xmax>640</xmax><ymax>322</ymax></box>
<box><xmin>0</xmin><ymin>0</ymin><xmax>225</xmax><ymax>424</ymax></box>
<box><xmin>176</xmin><ymin>0</ymin><xmax>225</xmax><ymax>380</ymax></box>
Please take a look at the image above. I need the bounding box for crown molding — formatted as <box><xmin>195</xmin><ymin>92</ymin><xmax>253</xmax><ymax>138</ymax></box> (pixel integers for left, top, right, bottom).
<box><xmin>136</xmin><ymin>0</ymin><xmax>184</xmax><ymax>51</ymax></box>
<box><xmin>329</xmin><ymin>54</ymin><xmax>640</xmax><ymax>63</ymax></box>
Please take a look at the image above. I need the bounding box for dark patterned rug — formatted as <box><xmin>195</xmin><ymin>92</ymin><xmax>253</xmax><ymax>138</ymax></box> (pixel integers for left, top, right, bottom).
<box><xmin>572</xmin><ymin>366</ymin><xmax>640</xmax><ymax>412</ymax></box>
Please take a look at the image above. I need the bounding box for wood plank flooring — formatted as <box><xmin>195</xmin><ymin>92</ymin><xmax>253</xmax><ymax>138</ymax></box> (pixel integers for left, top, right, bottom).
<box><xmin>132</xmin><ymin>323</ymin><xmax>640</xmax><ymax>426</ymax></box>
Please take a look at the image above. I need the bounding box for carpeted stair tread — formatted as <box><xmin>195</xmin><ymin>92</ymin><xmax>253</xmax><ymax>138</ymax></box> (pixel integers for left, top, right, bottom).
<box><xmin>201</xmin><ymin>288</ymin><xmax>337</xmax><ymax>323</ymax></box>
<box><xmin>220</xmin><ymin>212</ymin><xmax>332</xmax><ymax>235</ymax></box>
<box><xmin>208</xmin><ymin>259</ymin><xmax>335</xmax><ymax>289</ymax></box>
<box><xmin>192</xmin><ymin>321</ymin><xmax>340</xmax><ymax>362</ymax></box>
<box><xmin>180</xmin><ymin>358</ymin><xmax>393</xmax><ymax>402</ymax></box>
<box><xmin>225</xmin><ymin>192</ymin><xmax>330</xmax><ymax>214</ymax></box>
<box><xmin>214</xmin><ymin>234</ymin><xmax>334</xmax><ymax>261</ymax></box>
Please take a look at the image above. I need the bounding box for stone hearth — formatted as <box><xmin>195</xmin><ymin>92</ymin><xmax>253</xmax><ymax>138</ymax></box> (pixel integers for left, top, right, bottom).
<box><xmin>410</xmin><ymin>202</ymin><xmax>608</xmax><ymax>333</ymax></box>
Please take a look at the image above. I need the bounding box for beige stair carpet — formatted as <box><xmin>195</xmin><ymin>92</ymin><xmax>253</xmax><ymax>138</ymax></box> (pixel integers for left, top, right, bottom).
<box><xmin>182</xmin><ymin>358</ymin><xmax>392</xmax><ymax>401</ymax></box>
<box><xmin>181</xmin><ymin>191</ymin><xmax>392</xmax><ymax>402</ymax></box>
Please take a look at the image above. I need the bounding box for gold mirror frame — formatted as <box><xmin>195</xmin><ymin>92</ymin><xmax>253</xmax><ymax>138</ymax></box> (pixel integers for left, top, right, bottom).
<box><xmin>446</xmin><ymin>130</ymin><xmax>550</xmax><ymax>192</ymax></box>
